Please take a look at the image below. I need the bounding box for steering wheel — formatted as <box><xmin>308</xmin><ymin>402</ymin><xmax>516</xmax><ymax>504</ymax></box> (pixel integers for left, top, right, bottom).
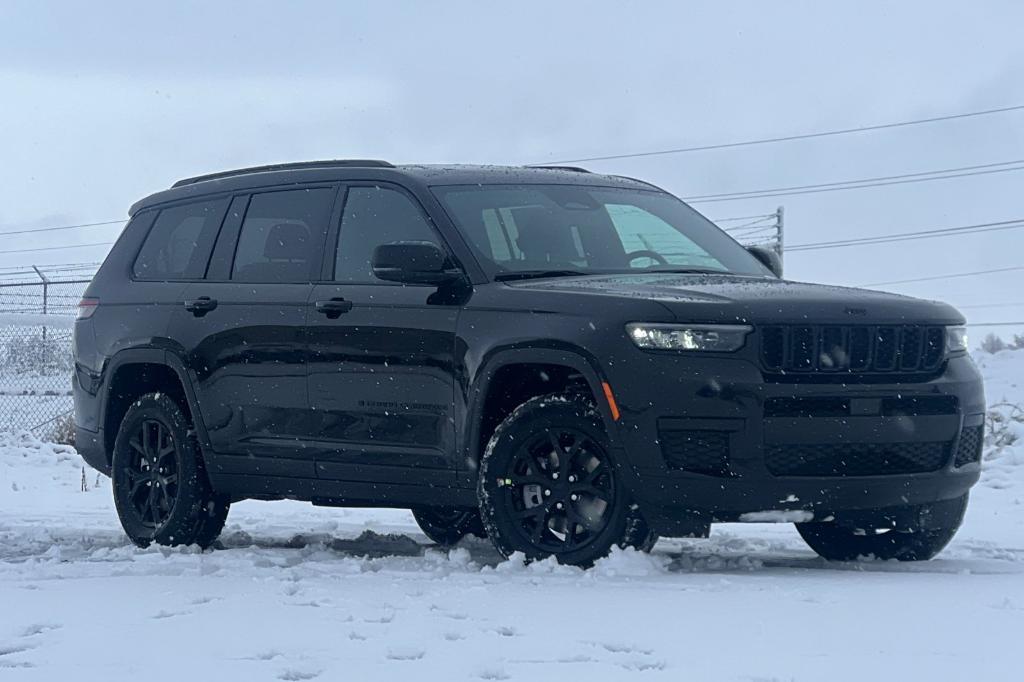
<box><xmin>626</xmin><ymin>249</ymin><xmax>669</xmax><ymax>266</ymax></box>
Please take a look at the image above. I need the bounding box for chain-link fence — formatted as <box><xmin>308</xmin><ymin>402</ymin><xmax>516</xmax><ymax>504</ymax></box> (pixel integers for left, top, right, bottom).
<box><xmin>1</xmin><ymin>276</ymin><xmax>93</xmax><ymax>437</ymax></box>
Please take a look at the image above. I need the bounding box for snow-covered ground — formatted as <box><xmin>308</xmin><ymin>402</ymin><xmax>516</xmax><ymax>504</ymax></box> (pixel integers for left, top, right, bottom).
<box><xmin>2</xmin><ymin>351</ymin><xmax>1022</xmax><ymax>681</ymax></box>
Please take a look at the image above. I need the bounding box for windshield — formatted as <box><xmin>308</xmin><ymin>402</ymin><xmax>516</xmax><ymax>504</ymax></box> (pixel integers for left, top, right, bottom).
<box><xmin>433</xmin><ymin>184</ymin><xmax>771</xmax><ymax>279</ymax></box>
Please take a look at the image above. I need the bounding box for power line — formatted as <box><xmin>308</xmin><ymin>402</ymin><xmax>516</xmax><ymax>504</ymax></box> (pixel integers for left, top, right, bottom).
<box><xmin>685</xmin><ymin>163</ymin><xmax>1024</xmax><ymax>204</ymax></box>
<box><xmin>723</xmin><ymin>219</ymin><xmax>777</xmax><ymax>233</ymax></box>
<box><xmin>0</xmin><ymin>219</ymin><xmax>124</xmax><ymax>237</ymax></box>
<box><xmin>860</xmin><ymin>265</ymin><xmax>1024</xmax><ymax>287</ymax></box>
<box><xmin>709</xmin><ymin>213</ymin><xmax>777</xmax><ymax>223</ymax></box>
<box><xmin>0</xmin><ymin>242</ymin><xmax>114</xmax><ymax>256</ymax></box>
<box><xmin>534</xmin><ymin>103</ymin><xmax>1024</xmax><ymax>164</ymax></box>
<box><xmin>967</xmin><ymin>321</ymin><xmax>1024</xmax><ymax>327</ymax></box>
<box><xmin>956</xmin><ymin>301</ymin><xmax>1024</xmax><ymax>310</ymax></box>
<box><xmin>684</xmin><ymin>158</ymin><xmax>1024</xmax><ymax>202</ymax></box>
<box><xmin>788</xmin><ymin>217</ymin><xmax>1024</xmax><ymax>252</ymax></box>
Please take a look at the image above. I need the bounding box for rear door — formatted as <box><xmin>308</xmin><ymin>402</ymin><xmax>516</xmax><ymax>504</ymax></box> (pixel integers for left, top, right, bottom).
<box><xmin>170</xmin><ymin>185</ymin><xmax>339</xmax><ymax>478</ymax></box>
<box><xmin>306</xmin><ymin>183</ymin><xmax>462</xmax><ymax>486</ymax></box>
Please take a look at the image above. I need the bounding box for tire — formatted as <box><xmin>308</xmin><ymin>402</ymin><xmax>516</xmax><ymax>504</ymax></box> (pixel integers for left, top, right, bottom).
<box><xmin>412</xmin><ymin>507</ymin><xmax>486</xmax><ymax>546</ymax></box>
<box><xmin>622</xmin><ymin>506</ymin><xmax>659</xmax><ymax>553</ymax></box>
<box><xmin>111</xmin><ymin>393</ymin><xmax>230</xmax><ymax>549</ymax></box>
<box><xmin>478</xmin><ymin>392</ymin><xmax>645</xmax><ymax>567</ymax></box>
<box><xmin>796</xmin><ymin>495</ymin><xmax>968</xmax><ymax>561</ymax></box>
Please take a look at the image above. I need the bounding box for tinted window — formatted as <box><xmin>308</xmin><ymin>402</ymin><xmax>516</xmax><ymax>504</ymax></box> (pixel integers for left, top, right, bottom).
<box><xmin>434</xmin><ymin>185</ymin><xmax>771</xmax><ymax>278</ymax></box>
<box><xmin>231</xmin><ymin>188</ymin><xmax>335</xmax><ymax>283</ymax></box>
<box><xmin>606</xmin><ymin>204</ymin><xmax>717</xmax><ymax>267</ymax></box>
<box><xmin>334</xmin><ymin>186</ymin><xmax>442</xmax><ymax>283</ymax></box>
<box><xmin>133</xmin><ymin>198</ymin><xmax>228</xmax><ymax>280</ymax></box>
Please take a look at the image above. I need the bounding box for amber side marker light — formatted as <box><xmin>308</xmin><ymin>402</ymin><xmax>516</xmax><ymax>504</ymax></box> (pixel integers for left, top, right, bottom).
<box><xmin>601</xmin><ymin>382</ymin><xmax>621</xmax><ymax>421</ymax></box>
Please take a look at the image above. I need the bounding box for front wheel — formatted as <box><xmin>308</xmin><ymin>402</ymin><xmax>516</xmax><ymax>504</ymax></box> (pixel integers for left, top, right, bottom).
<box><xmin>478</xmin><ymin>393</ymin><xmax>652</xmax><ymax>567</ymax></box>
<box><xmin>796</xmin><ymin>495</ymin><xmax>968</xmax><ymax>561</ymax></box>
<box><xmin>111</xmin><ymin>393</ymin><xmax>230</xmax><ymax>549</ymax></box>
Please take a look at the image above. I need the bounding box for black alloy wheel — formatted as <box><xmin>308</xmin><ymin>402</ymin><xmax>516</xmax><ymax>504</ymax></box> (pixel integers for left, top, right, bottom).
<box><xmin>500</xmin><ymin>426</ymin><xmax>616</xmax><ymax>553</ymax></box>
<box><xmin>122</xmin><ymin>419</ymin><xmax>181</xmax><ymax>528</ymax></box>
<box><xmin>479</xmin><ymin>393</ymin><xmax>650</xmax><ymax>567</ymax></box>
<box><xmin>112</xmin><ymin>393</ymin><xmax>230</xmax><ymax>549</ymax></box>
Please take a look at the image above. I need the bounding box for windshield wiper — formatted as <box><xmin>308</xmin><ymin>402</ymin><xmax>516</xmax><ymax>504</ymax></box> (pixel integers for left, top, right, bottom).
<box><xmin>494</xmin><ymin>269</ymin><xmax>590</xmax><ymax>282</ymax></box>
<box><xmin>642</xmin><ymin>267</ymin><xmax>730</xmax><ymax>275</ymax></box>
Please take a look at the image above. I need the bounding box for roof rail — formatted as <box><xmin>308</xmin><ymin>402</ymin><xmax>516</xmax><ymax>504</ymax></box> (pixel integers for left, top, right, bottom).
<box><xmin>610</xmin><ymin>174</ymin><xmax>663</xmax><ymax>190</ymax></box>
<box><xmin>171</xmin><ymin>159</ymin><xmax>395</xmax><ymax>188</ymax></box>
<box><xmin>525</xmin><ymin>165</ymin><xmax>592</xmax><ymax>173</ymax></box>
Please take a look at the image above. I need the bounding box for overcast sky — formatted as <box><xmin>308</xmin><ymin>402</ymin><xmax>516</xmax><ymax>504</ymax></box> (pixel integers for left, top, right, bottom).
<box><xmin>2</xmin><ymin>1</ymin><xmax>1022</xmax><ymax>339</ymax></box>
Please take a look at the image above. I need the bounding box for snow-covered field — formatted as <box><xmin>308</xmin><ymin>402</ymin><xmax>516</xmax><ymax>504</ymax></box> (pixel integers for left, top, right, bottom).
<box><xmin>2</xmin><ymin>352</ymin><xmax>1022</xmax><ymax>681</ymax></box>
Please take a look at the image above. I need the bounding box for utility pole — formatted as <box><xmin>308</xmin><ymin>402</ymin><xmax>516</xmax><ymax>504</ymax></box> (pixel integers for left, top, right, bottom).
<box><xmin>775</xmin><ymin>205</ymin><xmax>785</xmax><ymax>264</ymax></box>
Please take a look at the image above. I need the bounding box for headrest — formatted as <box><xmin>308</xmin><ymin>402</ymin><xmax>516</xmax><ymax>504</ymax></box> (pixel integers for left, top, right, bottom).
<box><xmin>263</xmin><ymin>223</ymin><xmax>310</xmax><ymax>260</ymax></box>
<box><xmin>512</xmin><ymin>207</ymin><xmax>579</xmax><ymax>263</ymax></box>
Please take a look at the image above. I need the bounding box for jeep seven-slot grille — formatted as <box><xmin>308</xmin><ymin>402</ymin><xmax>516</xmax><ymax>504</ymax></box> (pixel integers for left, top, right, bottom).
<box><xmin>760</xmin><ymin>325</ymin><xmax>945</xmax><ymax>375</ymax></box>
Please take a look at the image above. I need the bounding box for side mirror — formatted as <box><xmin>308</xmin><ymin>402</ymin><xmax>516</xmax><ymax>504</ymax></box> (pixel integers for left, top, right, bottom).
<box><xmin>372</xmin><ymin>241</ymin><xmax>463</xmax><ymax>285</ymax></box>
<box><xmin>747</xmin><ymin>246</ymin><xmax>783</xmax><ymax>278</ymax></box>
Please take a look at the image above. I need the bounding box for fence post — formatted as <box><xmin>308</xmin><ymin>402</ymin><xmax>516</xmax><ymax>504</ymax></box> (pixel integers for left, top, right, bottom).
<box><xmin>32</xmin><ymin>265</ymin><xmax>49</xmax><ymax>343</ymax></box>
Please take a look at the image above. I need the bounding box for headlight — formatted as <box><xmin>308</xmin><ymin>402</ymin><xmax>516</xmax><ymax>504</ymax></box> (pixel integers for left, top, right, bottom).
<box><xmin>946</xmin><ymin>325</ymin><xmax>968</xmax><ymax>354</ymax></box>
<box><xmin>626</xmin><ymin>323</ymin><xmax>753</xmax><ymax>352</ymax></box>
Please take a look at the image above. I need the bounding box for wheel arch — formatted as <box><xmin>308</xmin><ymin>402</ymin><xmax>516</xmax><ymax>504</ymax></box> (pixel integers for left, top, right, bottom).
<box><xmin>462</xmin><ymin>345</ymin><xmax>619</xmax><ymax>472</ymax></box>
<box><xmin>100</xmin><ymin>348</ymin><xmax>211</xmax><ymax>472</ymax></box>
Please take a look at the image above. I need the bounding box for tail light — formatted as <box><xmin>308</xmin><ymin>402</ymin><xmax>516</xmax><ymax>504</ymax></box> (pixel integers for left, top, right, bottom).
<box><xmin>76</xmin><ymin>297</ymin><xmax>99</xmax><ymax>320</ymax></box>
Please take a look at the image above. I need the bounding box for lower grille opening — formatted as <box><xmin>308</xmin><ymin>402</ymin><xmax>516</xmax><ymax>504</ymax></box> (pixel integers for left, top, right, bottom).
<box><xmin>764</xmin><ymin>395</ymin><xmax>958</xmax><ymax>418</ymax></box>
<box><xmin>765</xmin><ymin>441</ymin><xmax>949</xmax><ymax>477</ymax></box>
<box><xmin>765</xmin><ymin>397</ymin><xmax>850</xmax><ymax>418</ymax></box>
<box><xmin>880</xmin><ymin>395</ymin><xmax>958</xmax><ymax>416</ymax></box>
<box><xmin>954</xmin><ymin>425</ymin><xmax>984</xmax><ymax>467</ymax></box>
<box><xmin>660</xmin><ymin>429</ymin><xmax>730</xmax><ymax>476</ymax></box>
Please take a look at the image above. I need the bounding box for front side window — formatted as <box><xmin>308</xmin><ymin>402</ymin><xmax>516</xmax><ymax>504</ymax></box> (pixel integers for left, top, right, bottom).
<box><xmin>433</xmin><ymin>184</ymin><xmax>771</xmax><ymax>278</ymax></box>
<box><xmin>231</xmin><ymin>188</ymin><xmax>335</xmax><ymax>283</ymax></box>
<box><xmin>133</xmin><ymin>198</ymin><xmax>228</xmax><ymax>280</ymax></box>
<box><xmin>334</xmin><ymin>185</ymin><xmax>443</xmax><ymax>283</ymax></box>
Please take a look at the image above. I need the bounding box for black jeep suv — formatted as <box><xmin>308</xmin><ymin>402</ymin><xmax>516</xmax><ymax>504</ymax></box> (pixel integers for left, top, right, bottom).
<box><xmin>73</xmin><ymin>160</ymin><xmax>985</xmax><ymax>566</ymax></box>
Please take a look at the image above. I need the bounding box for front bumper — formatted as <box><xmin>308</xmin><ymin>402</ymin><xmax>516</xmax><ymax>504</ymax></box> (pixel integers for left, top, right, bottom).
<box><xmin>606</xmin><ymin>352</ymin><xmax>984</xmax><ymax>533</ymax></box>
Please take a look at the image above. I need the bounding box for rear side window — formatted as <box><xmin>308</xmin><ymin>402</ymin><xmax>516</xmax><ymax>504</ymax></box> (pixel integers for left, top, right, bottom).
<box><xmin>133</xmin><ymin>198</ymin><xmax>228</xmax><ymax>280</ymax></box>
<box><xmin>231</xmin><ymin>188</ymin><xmax>336</xmax><ymax>283</ymax></box>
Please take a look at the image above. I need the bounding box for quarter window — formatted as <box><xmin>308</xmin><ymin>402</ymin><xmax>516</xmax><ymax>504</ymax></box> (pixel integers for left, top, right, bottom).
<box><xmin>334</xmin><ymin>186</ymin><xmax>443</xmax><ymax>283</ymax></box>
<box><xmin>231</xmin><ymin>188</ymin><xmax>335</xmax><ymax>283</ymax></box>
<box><xmin>133</xmin><ymin>198</ymin><xmax>228</xmax><ymax>280</ymax></box>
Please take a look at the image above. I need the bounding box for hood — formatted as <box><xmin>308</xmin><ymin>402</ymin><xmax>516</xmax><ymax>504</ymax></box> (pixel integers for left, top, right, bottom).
<box><xmin>508</xmin><ymin>273</ymin><xmax>964</xmax><ymax>325</ymax></box>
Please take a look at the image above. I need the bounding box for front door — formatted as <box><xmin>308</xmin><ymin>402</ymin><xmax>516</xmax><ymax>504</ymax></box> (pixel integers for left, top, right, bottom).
<box><xmin>172</xmin><ymin>186</ymin><xmax>338</xmax><ymax>478</ymax></box>
<box><xmin>306</xmin><ymin>183</ymin><xmax>462</xmax><ymax>485</ymax></box>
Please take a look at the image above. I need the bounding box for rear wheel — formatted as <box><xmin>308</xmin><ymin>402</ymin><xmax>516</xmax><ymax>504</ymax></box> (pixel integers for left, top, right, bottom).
<box><xmin>478</xmin><ymin>393</ymin><xmax>652</xmax><ymax>567</ymax></box>
<box><xmin>111</xmin><ymin>393</ymin><xmax>229</xmax><ymax>549</ymax></box>
<box><xmin>412</xmin><ymin>507</ymin><xmax>486</xmax><ymax>546</ymax></box>
<box><xmin>796</xmin><ymin>495</ymin><xmax>968</xmax><ymax>561</ymax></box>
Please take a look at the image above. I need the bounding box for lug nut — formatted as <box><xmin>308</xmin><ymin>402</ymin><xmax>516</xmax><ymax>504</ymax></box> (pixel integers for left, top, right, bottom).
<box><xmin>570</xmin><ymin>494</ymin><xmax>579</xmax><ymax>501</ymax></box>
<box><xmin>567</xmin><ymin>475</ymin><xmax>576</xmax><ymax>483</ymax></box>
<box><xmin>555</xmin><ymin>502</ymin><xmax>563</xmax><ymax>509</ymax></box>
<box><xmin>544</xmin><ymin>489</ymin><xmax>551</xmax><ymax>497</ymax></box>
<box><xmin>552</xmin><ymin>472</ymin><xmax>559</xmax><ymax>480</ymax></box>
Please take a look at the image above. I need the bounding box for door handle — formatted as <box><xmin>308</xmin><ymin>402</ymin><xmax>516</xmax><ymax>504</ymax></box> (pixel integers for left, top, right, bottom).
<box><xmin>183</xmin><ymin>296</ymin><xmax>218</xmax><ymax>317</ymax></box>
<box><xmin>315</xmin><ymin>297</ymin><xmax>353</xmax><ymax>318</ymax></box>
